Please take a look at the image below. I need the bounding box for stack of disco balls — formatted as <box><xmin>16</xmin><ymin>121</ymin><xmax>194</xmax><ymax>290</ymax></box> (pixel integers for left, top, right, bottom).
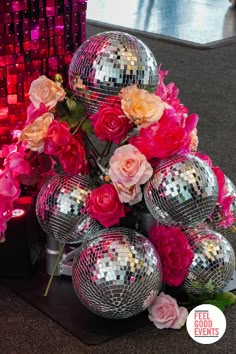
<box><xmin>36</xmin><ymin>31</ymin><xmax>235</xmax><ymax>320</ymax></box>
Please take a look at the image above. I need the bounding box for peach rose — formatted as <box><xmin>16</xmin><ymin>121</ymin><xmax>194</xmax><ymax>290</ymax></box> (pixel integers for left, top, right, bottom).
<box><xmin>29</xmin><ymin>75</ymin><xmax>66</xmax><ymax>110</ymax></box>
<box><xmin>148</xmin><ymin>292</ymin><xmax>188</xmax><ymax>329</ymax></box>
<box><xmin>108</xmin><ymin>144</ymin><xmax>153</xmax><ymax>187</ymax></box>
<box><xmin>20</xmin><ymin>113</ymin><xmax>54</xmax><ymax>152</ymax></box>
<box><xmin>113</xmin><ymin>182</ymin><xmax>142</xmax><ymax>205</ymax></box>
<box><xmin>120</xmin><ymin>85</ymin><xmax>164</xmax><ymax>127</ymax></box>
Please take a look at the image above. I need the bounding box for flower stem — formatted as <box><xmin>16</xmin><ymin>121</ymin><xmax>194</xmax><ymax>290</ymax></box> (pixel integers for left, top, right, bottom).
<box><xmin>100</xmin><ymin>141</ymin><xmax>113</xmax><ymax>159</ymax></box>
<box><xmin>72</xmin><ymin>116</ymin><xmax>87</xmax><ymax>135</ymax></box>
<box><xmin>43</xmin><ymin>243</ymin><xmax>65</xmax><ymax>297</ymax></box>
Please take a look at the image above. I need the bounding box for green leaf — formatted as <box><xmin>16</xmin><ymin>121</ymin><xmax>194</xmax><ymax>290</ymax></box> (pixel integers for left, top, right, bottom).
<box><xmin>214</xmin><ymin>292</ymin><xmax>236</xmax><ymax>306</ymax></box>
<box><xmin>80</xmin><ymin>119</ymin><xmax>94</xmax><ymax>134</ymax></box>
<box><xmin>202</xmin><ymin>299</ymin><xmax>226</xmax><ymax>312</ymax></box>
<box><xmin>59</xmin><ymin>114</ymin><xmax>79</xmax><ymax>128</ymax></box>
<box><xmin>145</xmin><ymin>85</ymin><xmax>154</xmax><ymax>93</ymax></box>
<box><xmin>66</xmin><ymin>98</ymin><xmax>85</xmax><ymax>119</ymax></box>
<box><xmin>201</xmin><ymin>292</ymin><xmax>236</xmax><ymax>313</ymax></box>
<box><xmin>56</xmin><ymin>101</ymin><xmax>70</xmax><ymax>117</ymax></box>
<box><xmin>66</xmin><ymin>97</ymin><xmax>77</xmax><ymax>112</ymax></box>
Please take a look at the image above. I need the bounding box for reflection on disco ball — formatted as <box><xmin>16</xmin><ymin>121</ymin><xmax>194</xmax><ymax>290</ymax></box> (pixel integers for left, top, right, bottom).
<box><xmin>72</xmin><ymin>227</ymin><xmax>162</xmax><ymax>319</ymax></box>
<box><xmin>144</xmin><ymin>154</ymin><xmax>218</xmax><ymax>227</ymax></box>
<box><xmin>36</xmin><ymin>174</ymin><xmax>102</xmax><ymax>244</ymax></box>
<box><xmin>206</xmin><ymin>175</ymin><xmax>236</xmax><ymax>253</ymax></box>
<box><xmin>183</xmin><ymin>227</ymin><xmax>235</xmax><ymax>296</ymax></box>
<box><xmin>68</xmin><ymin>31</ymin><xmax>158</xmax><ymax>116</ymax></box>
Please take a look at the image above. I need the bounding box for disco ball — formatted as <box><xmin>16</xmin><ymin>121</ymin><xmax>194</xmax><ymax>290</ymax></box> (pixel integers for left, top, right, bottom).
<box><xmin>72</xmin><ymin>227</ymin><xmax>162</xmax><ymax>319</ymax></box>
<box><xmin>68</xmin><ymin>31</ymin><xmax>158</xmax><ymax>116</ymax></box>
<box><xmin>183</xmin><ymin>227</ymin><xmax>235</xmax><ymax>296</ymax></box>
<box><xmin>36</xmin><ymin>174</ymin><xmax>102</xmax><ymax>244</ymax></box>
<box><xmin>144</xmin><ymin>154</ymin><xmax>218</xmax><ymax>227</ymax></box>
<box><xmin>206</xmin><ymin>175</ymin><xmax>236</xmax><ymax>253</ymax></box>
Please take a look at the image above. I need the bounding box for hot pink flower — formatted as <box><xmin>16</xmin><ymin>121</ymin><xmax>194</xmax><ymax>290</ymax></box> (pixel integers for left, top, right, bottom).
<box><xmin>58</xmin><ymin>135</ymin><xmax>88</xmax><ymax>175</ymax></box>
<box><xmin>218</xmin><ymin>195</ymin><xmax>236</xmax><ymax>228</ymax></box>
<box><xmin>155</xmin><ymin>66</ymin><xmax>189</xmax><ymax>121</ymax></box>
<box><xmin>212</xmin><ymin>166</ymin><xmax>235</xmax><ymax>228</ymax></box>
<box><xmin>130</xmin><ymin>110</ymin><xmax>191</xmax><ymax>160</ymax></box>
<box><xmin>148</xmin><ymin>292</ymin><xmax>188</xmax><ymax>329</ymax></box>
<box><xmin>0</xmin><ymin>170</ymin><xmax>21</xmax><ymax>199</ymax></box>
<box><xmin>26</xmin><ymin>102</ymin><xmax>48</xmax><ymax>124</ymax></box>
<box><xmin>0</xmin><ymin>144</ymin><xmax>17</xmax><ymax>158</ymax></box>
<box><xmin>44</xmin><ymin>120</ymin><xmax>71</xmax><ymax>156</ymax></box>
<box><xmin>4</xmin><ymin>152</ymin><xmax>31</xmax><ymax>177</ymax></box>
<box><xmin>149</xmin><ymin>225</ymin><xmax>194</xmax><ymax>287</ymax></box>
<box><xmin>90</xmin><ymin>103</ymin><xmax>130</xmax><ymax>144</ymax></box>
<box><xmin>196</xmin><ymin>152</ymin><xmax>213</xmax><ymax>167</ymax></box>
<box><xmin>212</xmin><ymin>166</ymin><xmax>226</xmax><ymax>204</ymax></box>
<box><xmin>0</xmin><ymin>196</ymin><xmax>13</xmax><ymax>237</ymax></box>
<box><xmin>85</xmin><ymin>184</ymin><xmax>126</xmax><ymax>228</ymax></box>
<box><xmin>108</xmin><ymin>144</ymin><xmax>153</xmax><ymax>187</ymax></box>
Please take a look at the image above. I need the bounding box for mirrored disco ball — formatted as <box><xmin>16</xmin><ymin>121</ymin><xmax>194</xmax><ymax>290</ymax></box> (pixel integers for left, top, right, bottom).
<box><xmin>183</xmin><ymin>227</ymin><xmax>235</xmax><ymax>296</ymax></box>
<box><xmin>68</xmin><ymin>31</ymin><xmax>158</xmax><ymax>115</ymax></box>
<box><xmin>144</xmin><ymin>154</ymin><xmax>218</xmax><ymax>227</ymax></box>
<box><xmin>36</xmin><ymin>174</ymin><xmax>102</xmax><ymax>244</ymax></box>
<box><xmin>206</xmin><ymin>175</ymin><xmax>236</xmax><ymax>253</ymax></box>
<box><xmin>72</xmin><ymin>227</ymin><xmax>162</xmax><ymax>319</ymax></box>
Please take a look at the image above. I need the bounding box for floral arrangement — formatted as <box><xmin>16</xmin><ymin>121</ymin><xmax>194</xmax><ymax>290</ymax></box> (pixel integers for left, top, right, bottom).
<box><xmin>1</xmin><ymin>65</ymin><xmax>236</xmax><ymax>330</ymax></box>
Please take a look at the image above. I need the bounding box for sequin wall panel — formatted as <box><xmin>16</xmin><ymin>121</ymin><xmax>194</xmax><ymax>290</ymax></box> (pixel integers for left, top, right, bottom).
<box><xmin>0</xmin><ymin>0</ymin><xmax>87</xmax><ymax>145</ymax></box>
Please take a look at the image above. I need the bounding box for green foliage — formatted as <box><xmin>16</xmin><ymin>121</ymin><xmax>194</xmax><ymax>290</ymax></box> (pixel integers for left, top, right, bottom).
<box><xmin>80</xmin><ymin>119</ymin><xmax>94</xmax><ymax>134</ymax></box>
<box><xmin>187</xmin><ymin>291</ymin><xmax>236</xmax><ymax>312</ymax></box>
<box><xmin>56</xmin><ymin>97</ymin><xmax>86</xmax><ymax>129</ymax></box>
<box><xmin>145</xmin><ymin>85</ymin><xmax>155</xmax><ymax>93</ymax></box>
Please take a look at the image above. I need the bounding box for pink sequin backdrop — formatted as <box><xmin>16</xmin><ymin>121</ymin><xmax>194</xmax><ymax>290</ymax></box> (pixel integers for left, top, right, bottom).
<box><xmin>0</xmin><ymin>0</ymin><xmax>87</xmax><ymax>145</ymax></box>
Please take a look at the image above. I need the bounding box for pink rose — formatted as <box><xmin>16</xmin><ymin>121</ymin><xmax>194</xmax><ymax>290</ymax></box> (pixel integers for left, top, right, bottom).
<box><xmin>108</xmin><ymin>145</ymin><xmax>153</xmax><ymax>188</ymax></box>
<box><xmin>90</xmin><ymin>103</ymin><xmax>130</xmax><ymax>144</ymax></box>
<box><xmin>113</xmin><ymin>182</ymin><xmax>142</xmax><ymax>205</ymax></box>
<box><xmin>29</xmin><ymin>75</ymin><xmax>66</xmax><ymax>110</ymax></box>
<box><xmin>148</xmin><ymin>292</ymin><xmax>188</xmax><ymax>329</ymax></box>
<box><xmin>44</xmin><ymin>120</ymin><xmax>71</xmax><ymax>156</ymax></box>
<box><xmin>85</xmin><ymin>184</ymin><xmax>126</xmax><ymax>228</ymax></box>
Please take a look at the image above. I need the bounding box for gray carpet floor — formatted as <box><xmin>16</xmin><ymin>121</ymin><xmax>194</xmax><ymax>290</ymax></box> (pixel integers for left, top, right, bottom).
<box><xmin>0</xmin><ymin>22</ymin><xmax>235</xmax><ymax>353</ymax></box>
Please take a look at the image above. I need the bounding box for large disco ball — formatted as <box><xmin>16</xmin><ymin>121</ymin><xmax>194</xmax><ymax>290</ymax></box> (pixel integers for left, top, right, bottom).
<box><xmin>144</xmin><ymin>154</ymin><xmax>218</xmax><ymax>227</ymax></box>
<box><xmin>68</xmin><ymin>31</ymin><xmax>158</xmax><ymax>115</ymax></box>
<box><xmin>36</xmin><ymin>174</ymin><xmax>102</xmax><ymax>244</ymax></box>
<box><xmin>72</xmin><ymin>227</ymin><xmax>162</xmax><ymax>319</ymax></box>
<box><xmin>206</xmin><ymin>175</ymin><xmax>236</xmax><ymax>253</ymax></box>
<box><xmin>183</xmin><ymin>227</ymin><xmax>235</xmax><ymax>296</ymax></box>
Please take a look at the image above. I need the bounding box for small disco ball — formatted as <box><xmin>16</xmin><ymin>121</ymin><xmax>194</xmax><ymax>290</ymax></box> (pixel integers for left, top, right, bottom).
<box><xmin>68</xmin><ymin>31</ymin><xmax>158</xmax><ymax>116</ymax></box>
<box><xmin>206</xmin><ymin>175</ymin><xmax>236</xmax><ymax>253</ymax></box>
<box><xmin>36</xmin><ymin>174</ymin><xmax>102</xmax><ymax>244</ymax></box>
<box><xmin>72</xmin><ymin>227</ymin><xmax>162</xmax><ymax>319</ymax></box>
<box><xmin>183</xmin><ymin>227</ymin><xmax>235</xmax><ymax>296</ymax></box>
<box><xmin>144</xmin><ymin>154</ymin><xmax>218</xmax><ymax>228</ymax></box>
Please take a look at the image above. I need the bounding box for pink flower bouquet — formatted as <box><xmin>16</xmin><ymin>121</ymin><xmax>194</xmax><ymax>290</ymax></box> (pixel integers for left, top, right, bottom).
<box><xmin>0</xmin><ymin>64</ymin><xmax>235</xmax><ymax>329</ymax></box>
